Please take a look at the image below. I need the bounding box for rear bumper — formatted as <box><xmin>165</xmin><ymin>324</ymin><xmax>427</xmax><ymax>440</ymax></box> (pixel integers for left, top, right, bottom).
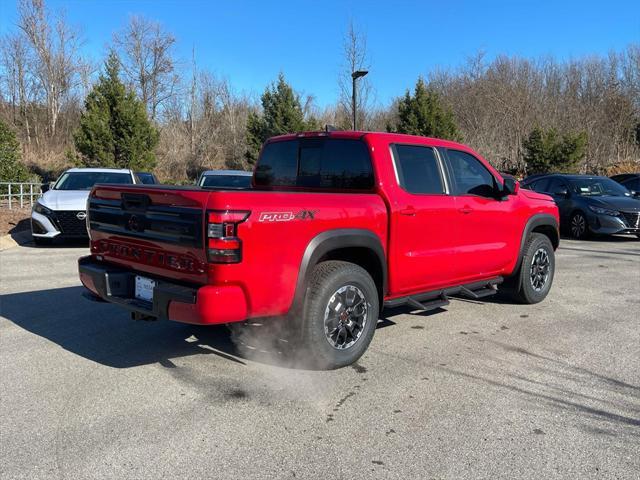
<box><xmin>78</xmin><ymin>256</ymin><xmax>247</xmax><ymax>325</ymax></box>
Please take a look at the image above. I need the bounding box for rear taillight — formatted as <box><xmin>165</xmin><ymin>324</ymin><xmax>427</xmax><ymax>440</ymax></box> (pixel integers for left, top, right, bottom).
<box><xmin>207</xmin><ymin>210</ymin><xmax>250</xmax><ymax>263</ymax></box>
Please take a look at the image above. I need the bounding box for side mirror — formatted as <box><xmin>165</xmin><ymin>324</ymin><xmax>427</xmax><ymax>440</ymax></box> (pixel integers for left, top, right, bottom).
<box><xmin>631</xmin><ymin>190</ymin><xmax>640</xmax><ymax>199</ymax></box>
<box><xmin>41</xmin><ymin>183</ymin><xmax>50</xmax><ymax>193</ymax></box>
<box><xmin>502</xmin><ymin>177</ymin><xmax>519</xmax><ymax>195</ymax></box>
<box><xmin>553</xmin><ymin>188</ymin><xmax>569</xmax><ymax>198</ymax></box>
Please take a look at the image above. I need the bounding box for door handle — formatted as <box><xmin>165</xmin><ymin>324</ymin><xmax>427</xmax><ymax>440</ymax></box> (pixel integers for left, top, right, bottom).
<box><xmin>458</xmin><ymin>206</ymin><xmax>473</xmax><ymax>214</ymax></box>
<box><xmin>399</xmin><ymin>206</ymin><xmax>416</xmax><ymax>216</ymax></box>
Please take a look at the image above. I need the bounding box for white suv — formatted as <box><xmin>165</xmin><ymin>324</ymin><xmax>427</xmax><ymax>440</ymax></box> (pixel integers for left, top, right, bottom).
<box><xmin>31</xmin><ymin>168</ymin><xmax>137</xmax><ymax>245</ymax></box>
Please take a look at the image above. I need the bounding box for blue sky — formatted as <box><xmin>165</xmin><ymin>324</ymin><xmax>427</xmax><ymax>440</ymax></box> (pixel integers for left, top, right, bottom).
<box><xmin>1</xmin><ymin>0</ymin><xmax>638</xmax><ymax>106</ymax></box>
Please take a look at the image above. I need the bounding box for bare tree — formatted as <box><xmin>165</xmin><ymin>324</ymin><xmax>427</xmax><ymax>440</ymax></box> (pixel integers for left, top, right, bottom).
<box><xmin>157</xmin><ymin>68</ymin><xmax>253</xmax><ymax>181</ymax></box>
<box><xmin>428</xmin><ymin>47</ymin><xmax>640</xmax><ymax>174</ymax></box>
<box><xmin>17</xmin><ymin>0</ymin><xmax>84</xmax><ymax>138</ymax></box>
<box><xmin>114</xmin><ymin>15</ymin><xmax>179</xmax><ymax>121</ymax></box>
<box><xmin>338</xmin><ymin>20</ymin><xmax>372</xmax><ymax>129</ymax></box>
<box><xmin>1</xmin><ymin>33</ymin><xmax>34</xmax><ymax>145</ymax></box>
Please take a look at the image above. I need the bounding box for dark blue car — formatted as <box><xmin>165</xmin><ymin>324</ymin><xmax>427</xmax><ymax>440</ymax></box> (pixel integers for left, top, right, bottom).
<box><xmin>522</xmin><ymin>174</ymin><xmax>640</xmax><ymax>239</ymax></box>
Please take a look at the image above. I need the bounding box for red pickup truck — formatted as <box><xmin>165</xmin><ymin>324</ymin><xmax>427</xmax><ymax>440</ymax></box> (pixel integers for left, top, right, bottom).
<box><xmin>79</xmin><ymin>131</ymin><xmax>559</xmax><ymax>368</ymax></box>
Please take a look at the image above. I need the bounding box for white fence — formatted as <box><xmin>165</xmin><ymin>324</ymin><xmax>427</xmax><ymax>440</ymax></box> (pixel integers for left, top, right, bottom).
<box><xmin>0</xmin><ymin>182</ymin><xmax>43</xmax><ymax>209</ymax></box>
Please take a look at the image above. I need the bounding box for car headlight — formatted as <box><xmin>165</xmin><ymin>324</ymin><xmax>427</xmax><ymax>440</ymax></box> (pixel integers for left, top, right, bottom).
<box><xmin>588</xmin><ymin>205</ymin><xmax>620</xmax><ymax>216</ymax></box>
<box><xmin>33</xmin><ymin>201</ymin><xmax>53</xmax><ymax>215</ymax></box>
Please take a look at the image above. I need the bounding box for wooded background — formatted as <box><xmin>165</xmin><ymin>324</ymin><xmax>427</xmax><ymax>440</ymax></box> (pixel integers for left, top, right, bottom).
<box><xmin>1</xmin><ymin>0</ymin><xmax>638</xmax><ymax>183</ymax></box>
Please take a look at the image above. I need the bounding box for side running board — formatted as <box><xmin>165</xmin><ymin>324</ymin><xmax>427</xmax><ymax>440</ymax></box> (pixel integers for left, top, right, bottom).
<box><xmin>407</xmin><ymin>294</ymin><xmax>450</xmax><ymax>312</ymax></box>
<box><xmin>384</xmin><ymin>277</ymin><xmax>502</xmax><ymax>313</ymax></box>
<box><xmin>458</xmin><ymin>283</ymin><xmax>499</xmax><ymax>299</ymax></box>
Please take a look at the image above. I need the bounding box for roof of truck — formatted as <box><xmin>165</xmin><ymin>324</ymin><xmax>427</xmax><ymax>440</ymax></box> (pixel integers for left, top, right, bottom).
<box><xmin>267</xmin><ymin>130</ymin><xmax>469</xmax><ymax>150</ymax></box>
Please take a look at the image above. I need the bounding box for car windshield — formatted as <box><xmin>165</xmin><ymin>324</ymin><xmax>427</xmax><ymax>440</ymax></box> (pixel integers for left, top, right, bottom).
<box><xmin>135</xmin><ymin>173</ymin><xmax>156</xmax><ymax>184</ymax></box>
<box><xmin>200</xmin><ymin>174</ymin><xmax>251</xmax><ymax>189</ymax></box>
<box><xmin>53</xmin><ymin>172</ymin><xmax>133</xmax><ymax>190</ymax></box>
<box><xmin>570</xmin><ymin>178</ymin><xmax>631</xmax><ymax>197</ymax></box>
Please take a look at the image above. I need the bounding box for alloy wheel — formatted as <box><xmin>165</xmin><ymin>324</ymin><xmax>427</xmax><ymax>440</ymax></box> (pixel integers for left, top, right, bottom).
<box><xmin>323</xmin><ymin>285</ymin><xmax>368</xmax><ymax>350</ymax></box>
<box><xmin>530</xmin><ymin>247</ymin><xmax>551</xmax><ymax>291</ymax></box>
<box><xmin>571</xmin><ymin>213</ymin><xmax>586</xmax><ymax>238</ymax></box>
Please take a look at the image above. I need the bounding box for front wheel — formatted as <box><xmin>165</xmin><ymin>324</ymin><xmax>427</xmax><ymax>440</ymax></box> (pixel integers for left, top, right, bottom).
<box><xmin>510</xmin><ymin>233</ymin><xmax>555</xmax><ymax>304</ymax></box>
<box><xmin>570</xmin><ymin>211</ymin><xmax>589</xmax><ymax>239</ymax></box>
<box><xmin>298</xmin><ymin>261</ymin><xmax>379</xmax><ymax>369</ymax></box>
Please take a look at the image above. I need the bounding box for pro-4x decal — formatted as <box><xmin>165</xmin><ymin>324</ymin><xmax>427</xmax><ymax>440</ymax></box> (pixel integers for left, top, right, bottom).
<box><xmin>259</xmin><ymin>210</ymin><xmax>318</xmax><ymax>222</ymax></box>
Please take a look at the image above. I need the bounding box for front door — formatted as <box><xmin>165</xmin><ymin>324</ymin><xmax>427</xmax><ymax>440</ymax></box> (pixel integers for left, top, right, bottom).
<box><xmin>388</xmin><ymin>144</ymin><xmax>459</xmax><ymax>295</ymax></box>
<box><xmin>443</xmin><ymin>149</ymin><xmax>520</xmax><ymax>281</ymax></box>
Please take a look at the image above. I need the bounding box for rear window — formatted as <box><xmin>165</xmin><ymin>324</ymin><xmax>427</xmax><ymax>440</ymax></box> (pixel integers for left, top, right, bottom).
<box><xmin>135</xmin><ymin>172</ymin><xmax>157</xmax><ymax>184</ymax></box>
<box><xmin>200</xmin><ymin>174</ymin><xmax>251</xmax><ymax>189</ymax></box>
<box><xmin>391</xmin><ymin>144</ymin><xmax>444</xmax><ymax>194</ymax></box>
<box><xmin>254</xmin><ymin>138</ymin><xmax>374</xmax><ymax>191</ymax></box>
<box><xmin>531</xmin><ymin>178</ymin><xmax>551</xmax><ymax>193</ymax></box>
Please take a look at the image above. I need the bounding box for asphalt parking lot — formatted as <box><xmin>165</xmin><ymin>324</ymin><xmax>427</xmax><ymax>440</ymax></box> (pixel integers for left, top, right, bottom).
<box><xmin>1</xmin><ymin>237</ymin><xmax>639</xmax><ymax>479</ymax></box>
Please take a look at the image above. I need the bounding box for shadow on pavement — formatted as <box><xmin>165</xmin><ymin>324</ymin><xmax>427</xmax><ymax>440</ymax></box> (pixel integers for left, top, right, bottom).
<box><xmin>21</xmin><ymin>237</ymin><xmax>90</xmax><ymax>249</ymax></box>
<box><xmin>559</xmin><ymin>246</ymin><xmax>640</xmax><ymax>257</ymax></box>
<box><xmin>559</xmin><ymin>233</ymin><xmax>639</xmax><ymax>243</ymax></box>
<box><xmin>1</xmin><ymin>286</ymin><xmax>244</xmax><ymax>368</ymax></box>
<box><xmin>1</xmin><ymin>285</ymin><xmax>399</xmax><ymax>370</ymax></box>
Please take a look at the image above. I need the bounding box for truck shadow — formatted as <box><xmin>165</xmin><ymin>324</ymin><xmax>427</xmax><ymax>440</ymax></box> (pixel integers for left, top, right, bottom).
<box><xmin>1</xmin><ymin>286</ymin><xmax>247</xmax><ymax>368</ymax></box>
<box><xmin>1</xmin><ymin>286</ymin><xmax>402</xmax><ymax>369</ymax></box>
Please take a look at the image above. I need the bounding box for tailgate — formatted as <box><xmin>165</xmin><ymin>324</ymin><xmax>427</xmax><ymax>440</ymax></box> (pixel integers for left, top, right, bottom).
<box><xmin>88</xmin><ymin>185</ymin><xmax>211</xmax><ymax>284</ymax></box>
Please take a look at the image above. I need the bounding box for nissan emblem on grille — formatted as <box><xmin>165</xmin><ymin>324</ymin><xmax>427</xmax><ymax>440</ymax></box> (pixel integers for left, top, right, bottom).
<box><xmin>76</xmin><ymin>211</ymin><xmax>87</xmax><ymax>220</ymax></box>
<box><xmin>127</xmin><ymin>214</ymin><xmax>144</xmax><ymax>232</ymax></box>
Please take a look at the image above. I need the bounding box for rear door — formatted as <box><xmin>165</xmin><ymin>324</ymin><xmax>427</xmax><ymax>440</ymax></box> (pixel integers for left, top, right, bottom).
<box><xmin>388</xmin><ymin>143</ymin><xmax>460</xmax><ymax>294</ymax></box>
<box><xmin>442</xmin><ymin>149</ymin><xmax>519</xmax><ymax>281</ymax></box>
<box><xmin>543</xmin><ymin>177</ymin><xmax>572</xmax><ymax>223</ymax></box>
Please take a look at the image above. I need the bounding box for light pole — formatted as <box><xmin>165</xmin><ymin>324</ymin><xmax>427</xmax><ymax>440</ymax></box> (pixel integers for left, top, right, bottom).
<box><xmin>351</xmin><ymin>70</ymin><xmax>368</xmax><ymax>130</ymax></box>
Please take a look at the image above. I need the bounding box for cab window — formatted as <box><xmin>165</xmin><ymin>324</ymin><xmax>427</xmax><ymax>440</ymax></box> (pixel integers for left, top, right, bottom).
<box><xmin>446</xmin><ymin>150</ymin><xmax>496</xmax><ymax>197</ymax></box>
<box><xmin>254</xmin><ymin>138</ymin><xmax>374</xmax><ymax>190</ymax></box>
<box><xmin>391</xmin><ymin>144</ymin><xmax>445</xmax><ymax>194</ymax></box>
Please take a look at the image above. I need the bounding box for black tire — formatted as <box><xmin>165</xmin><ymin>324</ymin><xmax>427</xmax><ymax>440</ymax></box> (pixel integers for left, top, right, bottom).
<box><xmin>569</xmin><ymin>211</ymin><xmax>589</xmax><ymax>239</ymax></box>
<box><xmin>298</xmin><ymin>260</ymin><xmax>379</xmax><ymax>370</ymax></box>
<box><xmin>32</xmin><ymin>236</ymin><xmax>52</xmax><ymax>246</ymax></box>
<box><xmin>510</xmin><ymin>233</ymin><xmax>555</xmax><ymax>304</ymax></box>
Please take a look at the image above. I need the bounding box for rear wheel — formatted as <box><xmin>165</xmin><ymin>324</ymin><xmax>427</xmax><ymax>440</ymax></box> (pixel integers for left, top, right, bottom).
<box><xmin>570</xmin><ymin>211</ymin><xmax>589</xmax><ymax>239</ymax></box>
<box><xmin>298</xmin><ymin>261</ymin><xmax>379</xmax><ymax>369</ymax></box>
<box><xmin>510</xmin><ymin>233</ymin><xmax>555</xmax><ymax>304</ymax></box>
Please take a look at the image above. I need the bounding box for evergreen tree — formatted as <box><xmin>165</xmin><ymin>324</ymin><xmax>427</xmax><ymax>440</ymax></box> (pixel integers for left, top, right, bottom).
<box><xmin>523</xmin><ymin>127</ymin><xmax>587</xmax><ymax>174</ymax></box>
<box><xmin>246</xmin><ymin>73</ymin><xmax>318</xmax><ymax>164</ymax></box>
<box><xmin>0</xmin><ymin>120</ymin><xmax>29</xmax><ymax>182</ymax></box>
<box><xmin>392</xmin><ymin>78</ymin><xmax>460</xmax><ymax>141</ymax></box>
<box><xmin>74</xmin><ymin>52</ymin><xmax>159</xmax><ymax>170</ymax></box>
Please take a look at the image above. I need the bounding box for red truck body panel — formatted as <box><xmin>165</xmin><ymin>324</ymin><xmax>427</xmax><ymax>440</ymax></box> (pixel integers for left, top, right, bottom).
<box><xmin>80</xmin><ymin>131</ymin><xmax>559</xmax><ymax>326</ymax></box>
<box><xmin>205</xmin><ymin>190</ymin><xmax>388</xmax><ymax>318</ymax></box>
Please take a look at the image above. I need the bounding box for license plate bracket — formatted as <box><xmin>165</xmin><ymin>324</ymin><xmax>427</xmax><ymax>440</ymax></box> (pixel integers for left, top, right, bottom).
<box><xmin>134</xmin><ymin>275</ymin><xmax>156</xmax><ymax>303</ymax></box>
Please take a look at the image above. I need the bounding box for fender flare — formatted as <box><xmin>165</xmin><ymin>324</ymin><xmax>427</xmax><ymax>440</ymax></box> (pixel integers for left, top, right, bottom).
<box><xmin>291</xmin><ymin>229</ymin><xmax>387</xmax><ymax>314</ymax></box>
<box><xmin>512</xmin><ymin>213</ymin><xmax>559</xmax><ymax>278</ymax></box>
